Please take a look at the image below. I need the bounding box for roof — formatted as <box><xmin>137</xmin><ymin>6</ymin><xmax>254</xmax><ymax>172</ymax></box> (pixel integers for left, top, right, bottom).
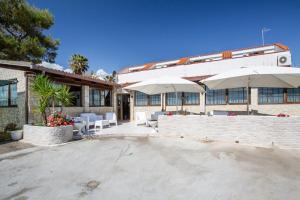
<box><xmin>0</xmin><ymin>60</ymin><xmax>115</xmax><ymax>87</ymax></box>
<box><xmin>118</xmin><ymin>43</ymin><xmax>290</xmax><ymax>74</ymax></box>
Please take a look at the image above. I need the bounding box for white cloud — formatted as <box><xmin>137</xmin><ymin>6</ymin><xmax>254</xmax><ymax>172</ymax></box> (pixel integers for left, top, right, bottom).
<box><xmin>96</xmin><ymin>69</ymin><xmax>109</xmax><ymax>77</ymax></box>
<box><xmin>64</xmin><ymin>68</ymin><xmax>73</xmax><ymax>73</ymax></box>
<box><xmin>40</xmin><ymin>61</ymin><xmax>64</xmax><ymax>71</ymax></box>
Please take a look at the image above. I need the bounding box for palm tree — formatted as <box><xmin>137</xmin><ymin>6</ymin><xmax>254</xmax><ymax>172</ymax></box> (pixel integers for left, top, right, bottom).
<box><xmin>56</xmin><ymin>85</ymin><xmax>74</xmax><ymax>112</ymax></box>
<box><xmin>104</xmin><ymin>75</ymin><xmax>115</xmax><ymax>82</ymax></box>
<box><xmin>104</xmin><ymin>71</ymin><xmax>117</xmax><ymax>82</ymax></box>
<box><xmin>31</xmin><ymin>75</ymin><xmax>74</xmax><ymax>125</ymax></box>
<box><xmin>69</xmin><ymin>54</ymin><xmax>89</xmax><ymax>75</ymax></box>
<box><xmin>31</xmin><ymin>75</ymin><xmax>55</xmax><ymax>124</ymax></box>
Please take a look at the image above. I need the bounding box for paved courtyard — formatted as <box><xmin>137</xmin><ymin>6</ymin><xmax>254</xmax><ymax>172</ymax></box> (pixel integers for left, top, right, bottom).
<box><xmin>0</xmin><ymin>137</ymin><xmax>300</xmax><ymax>200</ymax></box>
<box><xmin>86</xmin><ymin>121</ymin><xmax>156</xmax><ymax>137</ymax></box>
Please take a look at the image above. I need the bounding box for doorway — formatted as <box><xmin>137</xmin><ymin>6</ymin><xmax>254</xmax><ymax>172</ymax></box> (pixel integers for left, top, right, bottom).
<box><xmin>117</xmin><ymin>94</ymin><xmax>130</xmax><ymax>121</ymax></box>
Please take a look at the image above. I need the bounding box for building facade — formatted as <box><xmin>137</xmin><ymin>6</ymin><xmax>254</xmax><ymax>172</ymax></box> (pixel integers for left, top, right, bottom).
<box><xmin>117</xmin><ymin>43</ymin><xmax>300</xmax><ymax>120</ymax></box>
<box><xmin>0</xmin><ymin>60</ymin><xmax>116</xmax><ymax>130</ymax></box>
<box><xmin>1</xmin><ymin>43</ymin><xmax>299</xmax><ymax>130</ymax></box>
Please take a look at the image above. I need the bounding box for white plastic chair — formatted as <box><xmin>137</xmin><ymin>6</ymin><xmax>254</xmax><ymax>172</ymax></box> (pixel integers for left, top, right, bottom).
<box><xmin>135</xmin><ymin>112</ymin><xmax>149</xmax><ymax>126</ymax></box>
<box><xmin>105</xmin><ymin>112</ymin><xmax>118</xmax><ymax>126</ymax></box>
<box><xmin>80</xmin><ymin>113</ymin><xmax>103</xmax><ymax>130</ymax></box>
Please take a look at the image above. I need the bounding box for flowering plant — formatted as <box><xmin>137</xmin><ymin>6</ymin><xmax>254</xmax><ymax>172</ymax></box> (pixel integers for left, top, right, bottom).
<box><xmin>47</xmin><ymin>112</ymin><xmax>74</xmax><ymax>127</ymax></box>
<box><xmin>277</xmin><ymin>113</ymin><xmax>290</xmax><ymax>117</ymax></box>
<box><xmin>166</xmin><ymin>111</ymin><xmax>173</xmax><ymax>116</ymax></box>
<box><xmin>227</xmin><ymin>112</ymin><xmax>237</xmax><ymax>116</ymax></box>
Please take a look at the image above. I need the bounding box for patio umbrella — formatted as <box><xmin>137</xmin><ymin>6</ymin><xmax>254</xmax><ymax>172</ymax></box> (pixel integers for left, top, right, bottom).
<box><xmin>124</xmin><ymin>76</ymin><xmax>205</xmax><ymax>112</ymax></box>
<box><xmin>201</xmin><ymin>66</ymin><xmax>300</xmax><ymax>114</ymax></box>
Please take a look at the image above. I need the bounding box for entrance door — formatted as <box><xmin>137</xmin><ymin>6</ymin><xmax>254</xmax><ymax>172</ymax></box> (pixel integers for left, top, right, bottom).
<box><xmin>117</xmin><ymin>94</ymin><xmax>130</xmax><ymax>121</ymax></box>
<box><xmin>122</xmin><ymin>94</ymin><xmax>130</xmax><ymax>120</ymax></box>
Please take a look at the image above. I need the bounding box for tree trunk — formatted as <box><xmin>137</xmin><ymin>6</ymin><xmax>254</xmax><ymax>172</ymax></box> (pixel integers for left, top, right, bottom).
<box><xmin>52</xmin><ymin>97</ymin><xmax>55</xmax><ymax>114</ymax></box>
<box><xmin>42</xmin><ymin>112</ymin><xmax>47</xmax><ymax>125</ymax></box>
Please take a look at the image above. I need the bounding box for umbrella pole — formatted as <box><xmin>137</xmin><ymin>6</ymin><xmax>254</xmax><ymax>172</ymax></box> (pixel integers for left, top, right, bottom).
<box><xmin>175</xmin><ymin>90</ymin><xmax>178</xmax><ymax>114</ymax></box>
<box><xmin>171</xmin><ymin>84</ymin><xmax>178</xmax><ymax>114</ymax></box>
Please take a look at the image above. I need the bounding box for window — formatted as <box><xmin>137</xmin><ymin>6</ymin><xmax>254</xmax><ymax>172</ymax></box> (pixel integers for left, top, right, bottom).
<box><xmin>206</xmin><ymin>89</ymin><xmax>226</xmax><ymax>105</ymax></box>
<box><xmin>166</xmin><ymin>92</ymin><xmax>199</xmax><ymax>105</ymax></box>
<box><xmin>52</xmin><ymin>83</ymin><xmax>82</xmax><ymax>107</ymax></box>
<box><xmin>249</xmin><ymin>51</ymin><xmax>264</xmax><ymax>56</ymax></box>
<box><xmin>90</xmin><ymin>88</ymin><xmax>112</xmax><ymax>107</ymax></box>
<box><xmin>228</xmin><ymin>88</ymin><xmax>247</xmax><ymax>104</ymax></box>
<box><xmin>69</xmin><ymin>85</ymin><xmax>82</xmax><ymax>106</ymax></box>
<box><xmin>135</xmin><ymin>92</ymin><xmax>161</xmax><ymax>106</ymax></box>
<box><xmin>149</xmin><ymin>94</ymin><xmax>161</xmax><ymax>106</ymax></box>
<box><xmin>104</xmin><ymin>90</ymin><xmax>112</xmax><ymax>106</ymax></box>
<box><xmin>90</xmin><ymin>88</ymin><xmax>100</xmax><ymax>106</ymax></box>
<box><xmin>287</xmin><ymin>88</ymin><xmax>300</xmax><ymax>103</ymax></box>
<box><xmin>183</xmin><ymin>92</ymin><xmax>199</xmax><ymax>105</ymax></box>
<box><xmin>258</xmin><ymin>88</ymin><xmax>284</xmax><ymax>104</ymax></box>
<box><xmin>0</xmin><ymin>85</ymin><xmax>9</xmax><ymax>106</ymax></box>
<box><xmin>0</xmin><ymin>81</ymin><xmax>17</xmax><ymax>107</ymax></box>
<box><xmin>167</xmin><ymin>92</ymin><xmax>182</xmax><ymax>106</ymax></box>
<box><xmin>135</xmin><ymin>92</ymin><xmax>148</xmax><ymax>106</ymax></box>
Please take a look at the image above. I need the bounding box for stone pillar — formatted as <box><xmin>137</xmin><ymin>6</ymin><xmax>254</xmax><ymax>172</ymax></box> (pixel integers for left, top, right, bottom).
<box><xmin>200</xmin><ymin>92</ymin><xmax>206</xmax><ymax>113</ymax></box>
<box><xmin>112</xmin><ymin>87</ymin><xmax>117</xmax><ymax>113</ymax></box>
<box><xmin>130</xmin><ymin>91</ymin><xmax>135</xmax><ymax>121</ymax></box>
<box><xmin>250</xmin><ymin>88</ymin><xmax>258</xmax><ymax>111</ymax></box>
<box><xmin>27</xmin><ymin>75</ymin><xmax>40</xmax><ymax>124</ymax></box>
<box><xmin>82</xmin><ymin>85</ymin><xmax>89</xmax><ymax>112</ymax></box>
<box><xmin>161</xmin><ymin>93</ymin><xmax>165</xmax><ymax>111</ymax></box>
<box><xmin>163</xmin><ymin>93</ymin><xmax>168</xmax><ymax>111</ymax></box>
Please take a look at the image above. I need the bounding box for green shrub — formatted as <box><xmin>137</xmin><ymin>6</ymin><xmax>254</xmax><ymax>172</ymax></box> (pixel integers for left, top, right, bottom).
<box><xmin>4</xmin><ymin>123</ymin><xmax>17</xmax><ymax>132</ymax></box>
<box><xmin>0</xmin><ymin>131</ymin><xmax>11</xmax><ymax>142</ymax></box>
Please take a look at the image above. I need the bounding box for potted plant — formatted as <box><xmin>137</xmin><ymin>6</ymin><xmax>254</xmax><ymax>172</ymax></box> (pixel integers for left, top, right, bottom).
<box><xmin>5</xmin><ymin>123</ymin><xmax>23</xmax><ymax>141</ymax></box>
<box><xmin>23</xmin><ymin>75</ymin><xmax>75</xmax><ymax>146</ymax></box>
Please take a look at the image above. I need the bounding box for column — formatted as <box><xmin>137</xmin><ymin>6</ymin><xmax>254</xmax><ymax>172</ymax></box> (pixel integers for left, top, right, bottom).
<box><xmin>130</xmin><ymin>91</ymin><xmax>135</xmax><ymax>121</ymax></box>
<box><xmin>250</xmin><ymin>88</ymin><xmax>258</xmax><ymax>111</ymax></box>
<box><xmin>112</xmin><ymin>87</ymin><xmax>117</xmax><ymax>113</ymax></box>
<box><xmin>200</xmin><ymin>92</ymin><xmax>206</xmax><ymax>114</ymax></box>
<box><xmin>82</xmin><ymin>85</ymin><xmax>89</xmax><ymax>112</ymax></box>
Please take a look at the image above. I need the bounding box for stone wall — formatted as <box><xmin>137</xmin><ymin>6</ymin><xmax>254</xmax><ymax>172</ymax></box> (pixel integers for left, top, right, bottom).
<box><xmin>158</xmin><ymin>115</ymin><xmax>300</xmax><ymax>149</ymax></box>
<box><xmin>0</xmin><ymin>68</ymin><xmax>26</xmax><ymax>130</ymax></box>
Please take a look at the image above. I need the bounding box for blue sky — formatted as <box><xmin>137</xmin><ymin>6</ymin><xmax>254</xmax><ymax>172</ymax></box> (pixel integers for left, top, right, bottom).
<box><xmin>28</xmin><ymin>0</ymin><xmax>300</xmax><ymax>73</ymax></box>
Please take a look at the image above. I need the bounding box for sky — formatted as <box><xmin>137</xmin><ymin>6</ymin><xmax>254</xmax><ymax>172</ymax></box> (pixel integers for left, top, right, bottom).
<box><xmin>28</xmin><ymin>0</ymin><xmax>300</xmax><ymax>73</ymax></box>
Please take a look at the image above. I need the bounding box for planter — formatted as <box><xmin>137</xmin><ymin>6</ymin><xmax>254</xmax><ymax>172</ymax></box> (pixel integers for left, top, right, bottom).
<box><xmin>23</xmin><ymin>125</ymin><xmax>73</xmax><ymax>146</ymax></box>
<box><xmin>10</xmin><ymin>130</ymin><xmax>23</xmax><ymax>141</ymax></box>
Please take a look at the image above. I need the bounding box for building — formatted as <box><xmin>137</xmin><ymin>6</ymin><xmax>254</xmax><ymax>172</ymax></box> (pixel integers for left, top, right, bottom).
<box><xmin>1</xmin><ymin>43</ymin><xmax>300</xmax><ymax>130</ymax></box>
<box><xmin>0</xmin><ymin>60</ymin><xmax>116</xmax><ymax>130</ymax></box>
<box><xmin>117</xmin><ymin>43</ymin><xmax>300</xmax><ymax>120</ymax></box>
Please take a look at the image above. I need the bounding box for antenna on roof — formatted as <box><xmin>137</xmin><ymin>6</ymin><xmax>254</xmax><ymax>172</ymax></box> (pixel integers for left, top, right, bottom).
<box><xmin>261</xmin><ymin>27</ymin><xmax>271</xmax><ymax>46</ymax></box>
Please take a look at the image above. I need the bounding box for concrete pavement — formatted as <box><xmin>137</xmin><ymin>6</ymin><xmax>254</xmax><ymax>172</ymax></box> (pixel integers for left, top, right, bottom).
<box><xmin>0</xmin><ymin>137</ymin><xmax>300</xmax><ymax>200</ymax></box>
